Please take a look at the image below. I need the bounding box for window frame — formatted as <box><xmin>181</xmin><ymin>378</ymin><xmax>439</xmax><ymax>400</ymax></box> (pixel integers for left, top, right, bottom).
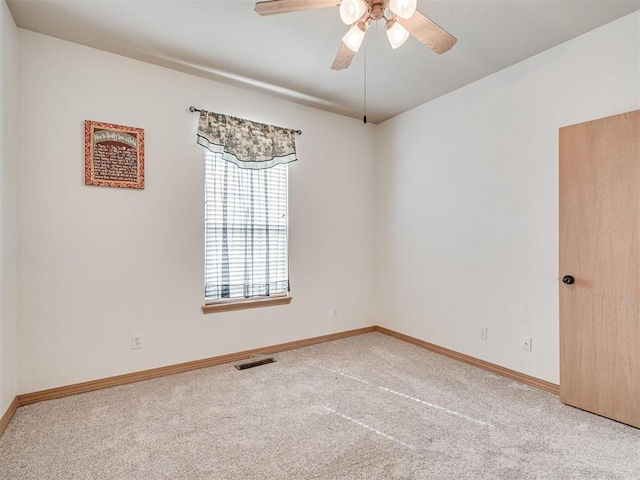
<box><xmin>202</xmin><ymin>152</ymin><xmax>292</xmax><ymax>314</ymax></box>
<box><xmin>202</xmin><ymin>293</ymin><xmax>292</xmax><ymax>314</ymax></box>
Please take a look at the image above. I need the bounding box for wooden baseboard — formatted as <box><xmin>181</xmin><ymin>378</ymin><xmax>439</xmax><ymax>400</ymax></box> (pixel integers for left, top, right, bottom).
<box><xmin>375</xmin><ymin>326</ymin><xmax>560</xmax><ymax>395</ymax></box>
<box><xmin>13</xmin><ymin>323</ymin><xmax>557</xmax><ymax>415</ymax></box>
<box><xmin>17</xmin><ymin>326</ymin><xmax>377</xmax><ymax>407</ymax></box>
<box><xmin>0</xmin><ymin>396</ymin><xmax>18</xmax><ymax>437</ymax></box>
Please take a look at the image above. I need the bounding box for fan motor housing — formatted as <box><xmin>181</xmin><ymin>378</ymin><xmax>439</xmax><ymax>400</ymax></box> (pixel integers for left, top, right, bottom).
<box><xmin>368</xmin><ymin>0</ymin><xmax>387</xmax><ymax>20</ymax></box>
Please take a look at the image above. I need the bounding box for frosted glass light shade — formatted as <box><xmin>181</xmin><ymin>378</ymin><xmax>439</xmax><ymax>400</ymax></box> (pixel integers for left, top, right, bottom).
<box><xmin>342</xmin><ymin>24</ymin><xmax>366</xmax><ymax>52</ymax></box>
<box><xmin>339</xmin><ymin>0</ymin><xmax>366</xmax><ymax>25</ymax></box>
<box><xmin>386</xmin><ymin>21</ymin><xmax>409</xmax><ymax>49</ymax></box>
<box><xmin>389</xmin><ymin>0</ymin><xmax>417</xmax><ymax>19</ymax></box>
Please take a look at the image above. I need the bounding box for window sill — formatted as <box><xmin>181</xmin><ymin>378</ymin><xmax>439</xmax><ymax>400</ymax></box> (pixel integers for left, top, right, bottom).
<box><xmin>202</xmin><ymin>296</ymin><xmax>292</xmax><ymax>314</ymax></box>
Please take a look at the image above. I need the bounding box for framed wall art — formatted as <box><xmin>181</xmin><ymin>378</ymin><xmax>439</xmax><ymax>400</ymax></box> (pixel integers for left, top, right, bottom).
<box><xmin>84</xmin><ymin>120</ymin><xmax>145</xmax><ymax>189</ymax></box>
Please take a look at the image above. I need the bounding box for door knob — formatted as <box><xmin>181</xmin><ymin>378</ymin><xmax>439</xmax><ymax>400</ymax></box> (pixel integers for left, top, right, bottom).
<box><xmin>562</xmin><ymin>275</ymin><xmax>575</xmax><ymax>285</ymax></box>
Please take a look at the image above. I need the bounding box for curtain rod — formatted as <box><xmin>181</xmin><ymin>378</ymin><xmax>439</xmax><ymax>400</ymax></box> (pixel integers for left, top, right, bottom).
<box><xmin>189</xmin><ymin>106</ymin><xmax>302</xmax><ymax>135</ymax></box>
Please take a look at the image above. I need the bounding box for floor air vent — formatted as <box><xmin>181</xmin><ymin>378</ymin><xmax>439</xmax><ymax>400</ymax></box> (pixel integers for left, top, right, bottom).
<box><xmin>234</xmin><ymin>357</ymin><xmax>276</xmax><ymax>370</ymax></box>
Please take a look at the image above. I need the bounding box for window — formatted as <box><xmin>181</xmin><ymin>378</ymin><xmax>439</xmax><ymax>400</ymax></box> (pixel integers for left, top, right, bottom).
<box><xmin>204</xmin><ymin>151</ymin><xmax>289</xmax><ymax>303</ymax></box>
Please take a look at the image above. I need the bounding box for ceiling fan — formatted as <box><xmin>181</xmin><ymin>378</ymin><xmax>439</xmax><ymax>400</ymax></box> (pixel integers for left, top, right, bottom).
<box><xmin>254</xmin><ymin>0</ymin><xmax>457</xmax><ymax>70</ymax></box>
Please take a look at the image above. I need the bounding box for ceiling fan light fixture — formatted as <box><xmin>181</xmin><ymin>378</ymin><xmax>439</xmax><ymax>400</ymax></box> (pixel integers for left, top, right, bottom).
<box><xmin>339</xmin><ymin>0</ymin><xmax>367</xmax><ymax>25</ymax></box>
<box><xmin>342</xmin><ymin>23</ymin><xmax>366</xmax><ymax>52</ymax></box>
<box><xmin>386</xmin><ymin>20</ymin><xmax>410</xmax><ymax>49</ymax></box>
<box><xmin>389</xmin><ymin>0</ymin><xmax>417</xmax><ymax>19</ymax></box>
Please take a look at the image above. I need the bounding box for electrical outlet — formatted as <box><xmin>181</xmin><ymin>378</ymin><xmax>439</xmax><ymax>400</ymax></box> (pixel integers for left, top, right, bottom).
<box><xmin>132</xmin><ymin>334</ymin><xmax>142</xmax><ymax>350</ymax></box>
<box><xmin>480</xmin><ymin>326</ymin><xmax>488</xmax><ymax>340</ymax></box>
<box><xmin>332</xmin><ymin>307</ymin><xmax>338</xmax><ymax>318</ymax></box>
<box><xmin>521</xmin><ymin>336</ymin><xmax>532</xmax><ymax>352</ymax></box>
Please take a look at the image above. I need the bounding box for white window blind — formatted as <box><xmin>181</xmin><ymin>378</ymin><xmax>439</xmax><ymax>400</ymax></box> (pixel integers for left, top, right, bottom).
<box><xmin>204</xmin><ymin>151</ymin><xmax>289</xmax><ymax>301</ymax></box>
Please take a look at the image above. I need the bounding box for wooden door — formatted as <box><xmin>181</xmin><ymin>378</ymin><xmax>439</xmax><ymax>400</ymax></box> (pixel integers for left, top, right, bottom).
<box><xmin>559</xmin><ymin>110</ymin><xmax>640</xmax><ymax>428</ymax></box>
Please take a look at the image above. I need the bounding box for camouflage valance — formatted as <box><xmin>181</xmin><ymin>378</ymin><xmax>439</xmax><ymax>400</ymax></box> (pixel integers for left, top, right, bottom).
<box><xmin>196</xmin><ymin>110</ymin><xmax>298</xmax><ymax>169</ymax></box>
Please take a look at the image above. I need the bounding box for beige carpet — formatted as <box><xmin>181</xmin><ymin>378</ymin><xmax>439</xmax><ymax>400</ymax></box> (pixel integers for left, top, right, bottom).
<box><xmin>1</xmin><ymin>332</ymin><xmax>639</xmax><ymax>479</ymax></box>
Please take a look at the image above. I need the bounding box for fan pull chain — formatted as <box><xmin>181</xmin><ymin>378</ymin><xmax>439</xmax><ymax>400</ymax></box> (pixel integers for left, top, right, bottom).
<box><xmin>363</xmin><ymin>39</ymin><xmax>367</xmax><ymax>124</ymax></box>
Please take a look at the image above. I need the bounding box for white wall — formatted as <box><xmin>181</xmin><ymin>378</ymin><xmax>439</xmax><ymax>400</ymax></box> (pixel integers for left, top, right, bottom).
<box><xmin>13</xmin><ymin>10</ymin><xmax>640</xmax><ymax>395</ymax></box>
<box><xmin>375</xmin><ymin>11</ymin><xmax>640</xmax><ymax>384</ymax></box>
<box><xmin>0</xmin><ymin>0</ymin><xmax>19</xmax><ymax>413</ymax></box>
<box><xmin>17</xmin><ymin>30</ymin><xmax>376</xmax><ymax>393</ymax></box>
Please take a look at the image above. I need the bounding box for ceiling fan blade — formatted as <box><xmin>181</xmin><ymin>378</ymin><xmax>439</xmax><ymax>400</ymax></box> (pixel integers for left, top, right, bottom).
<box><xmin>331</xmin><ymin>42</ymin><xmax>356</xmax><ymax>71</ymax></box>
<box><xmin>396</xmin><ymin>11</ymin><xmax>457</xmax><ymax>54</ymax></box>
<box><xmin>255</xmin><ymin>0</ymin><xmax>338</xmax><ymax>16</ymax></box>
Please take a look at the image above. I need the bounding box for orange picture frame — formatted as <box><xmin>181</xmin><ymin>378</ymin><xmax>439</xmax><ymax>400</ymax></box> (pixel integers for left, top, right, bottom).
<box><xmin>84</xmin><ymin>120</ymin><xmax>145</xmax><ymax>189</ymax></box>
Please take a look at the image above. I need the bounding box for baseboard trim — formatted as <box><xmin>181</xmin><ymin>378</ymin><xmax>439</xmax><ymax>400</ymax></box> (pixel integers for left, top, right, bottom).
<box><xmin>14</xmin><ymin>324</ymin><xmax>557</xmax><ymax>411</ymax></box>
<box><xmin>0</xmin><ymin>397</ymin><xmax>19</xmax><ymax>437</ymax></box>
<box><xmin>375</xmin><ymin>326</ymin><xmax>560</xmax><ymax>395</ymax></box>
<box><xmin>17</xmin><ymin>326</ymin><xmax>377</xmax><ymax>407</ymax></box>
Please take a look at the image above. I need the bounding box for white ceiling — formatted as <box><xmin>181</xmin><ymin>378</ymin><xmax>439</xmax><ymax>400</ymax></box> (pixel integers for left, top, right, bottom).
<box><xmin>7</xmin><ymin>0</ymin><xmax>640</xmax><ymax>123</ymax></box>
